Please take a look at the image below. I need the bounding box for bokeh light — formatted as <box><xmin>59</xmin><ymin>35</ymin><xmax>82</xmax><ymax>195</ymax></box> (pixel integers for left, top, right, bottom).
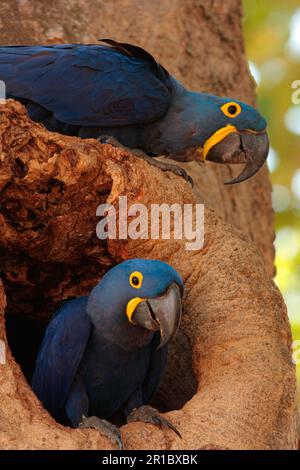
<box><xmin>272</xmin><ymin>184</ymin><xmax>291</xmax><ymax>212</ymax></box>
<box><xmin>248</xmin><ymin>60</ymin><xmax>261</xmax><ymax>85</ymax></box>
<box><xmin>285</xmin><ymin>106</ymin><xmax>300</xmax><ymax>135</ymax></box>
<box><xmin>243</xmin><ymin>0</ymin><xmax>300</xmax><ymax>403</ymax></box>
<box><xmin>287</xmin><ymin>8</ymin><xmax>300</xmax><ymax>59</ymax></box>
<box><xmin>267</xmin><ymin>147</ymin><xmax>280</xmax><ymax>173</ymax></box>
<box><xmin>291</xmin><ymin>169</ymin><xmax>300</xmax><ymax>200</ymax></box>
<box><xmin>261</xmin><ymin>58</ymin><xmax>287</xmax><ymax>87</ymax></box>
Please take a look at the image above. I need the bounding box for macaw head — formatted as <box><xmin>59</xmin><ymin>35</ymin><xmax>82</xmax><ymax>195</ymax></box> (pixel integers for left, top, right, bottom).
<box><xmin>99</xmin><ymin>39</ymin><xmax>268</xmax><ymax>184</ymax></box>
<box><xmin>87</xmin><ymin>259</ymin><xmax>184</xmax><ymax>351</ymax></box>
<box><xmin>176</xmin><ymin>91</ymin><xmax>269</xmax><ymax>184</ymax></box>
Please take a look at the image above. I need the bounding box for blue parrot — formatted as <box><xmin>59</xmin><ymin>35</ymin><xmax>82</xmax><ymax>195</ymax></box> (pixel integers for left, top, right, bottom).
<box><xmin>0</xmin><ymin>39</ymin><xmax>268</xmax><ymax>184</ymax></box>
<box><xmin>32</xmin><ymin>259</ymin><xmax>184</xmax><ymax>449</ymax></box>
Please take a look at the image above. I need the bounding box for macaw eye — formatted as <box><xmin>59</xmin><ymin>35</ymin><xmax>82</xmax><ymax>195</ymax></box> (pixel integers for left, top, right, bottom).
<box><xmin>221</xmin><ymin>102</ymin><xmax>242</xmax><ymax>118</ymax></box>
<box><xmin>129</xmin><ymin>271</ymin><xmax>143</xmax><ymax>289</ymax></box>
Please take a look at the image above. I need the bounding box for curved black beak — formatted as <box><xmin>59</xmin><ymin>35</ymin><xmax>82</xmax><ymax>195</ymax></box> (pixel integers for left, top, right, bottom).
<box><xmin>131</xmin><ymin>284</ymin><xmax>182</xmax><ymax>349</ymax></box>
<box><xmin>205</xmin><ymin>129</ymin><xmax>269</xmax><ymax>184</ymax></box>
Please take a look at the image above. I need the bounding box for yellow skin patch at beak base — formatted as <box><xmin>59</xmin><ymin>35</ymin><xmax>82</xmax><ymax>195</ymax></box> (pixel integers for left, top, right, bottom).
<box><xmin>126</xmin><ymin>297</ymin><xmax>145</xmax><ymax>323</ymax></box>
<box><xmin>203</xmin><ymin>125</ymin><xmax>237</xmax><ymax>160</ymax></box>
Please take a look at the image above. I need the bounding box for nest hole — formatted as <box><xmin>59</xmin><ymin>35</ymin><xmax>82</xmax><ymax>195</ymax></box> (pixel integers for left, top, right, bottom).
<box><xmin>3</xmin><ymin>258</ymin><xmax>196</xmax><ymax>420</ymax></box>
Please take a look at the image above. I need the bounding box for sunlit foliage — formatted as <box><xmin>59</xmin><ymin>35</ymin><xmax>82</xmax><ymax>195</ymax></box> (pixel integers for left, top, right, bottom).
<box><xmin>243</xmin><ymin>0</ymin><xmax>300</xmax><ymax>400</ymax></box>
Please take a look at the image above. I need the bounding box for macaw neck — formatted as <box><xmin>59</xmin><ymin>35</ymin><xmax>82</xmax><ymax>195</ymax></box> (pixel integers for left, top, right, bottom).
<box><xmin>92</xmin><ymin>324</ymin><xmax>156</xmax><ymax>353</ymax></box>
<box><xmin>140</xmin><ymin>78</ymin><xmax>209</xmax><ymax>156</ymax></box>
<box><xmin>89</xmin><ymin>310</ymin><xmax>155</xmax><ymax>352</ymax></box>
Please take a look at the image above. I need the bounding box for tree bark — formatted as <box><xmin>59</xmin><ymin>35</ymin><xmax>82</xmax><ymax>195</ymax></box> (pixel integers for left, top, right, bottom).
<box><xmin>0</xmin><ymin>0</ymin><xmax>298</xmax><ymax>449</ymax></box>
<box><xmin>0</xmin><ymin>0</ymin><xmax>274</xmax><ymax>274</ymax></box>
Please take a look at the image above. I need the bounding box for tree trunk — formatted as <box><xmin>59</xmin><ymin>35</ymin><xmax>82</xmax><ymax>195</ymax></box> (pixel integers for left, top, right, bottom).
<box><xmin>0</xmin><ymin>0</ymin><xmax>298</xmax><ymax>449</ymax></box>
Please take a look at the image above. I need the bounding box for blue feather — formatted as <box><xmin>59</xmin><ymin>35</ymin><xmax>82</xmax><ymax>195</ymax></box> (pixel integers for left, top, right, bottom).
<box><xmin>32</xmin><ymin>296</ymin><xmax>91</xmax><ymax>418</ymax></box>
<box><xmin>0</xmin><ymin>41</ymin><xmax>267</xmax><ymax>161</ymax></box>
<box><xmin>32</xmin><ymin>259</ymin><xmax>183</xmax><ymax>426</ymax></box>
<box><xmin>0</xmin><ymin>44</ymin><xmax>171</xmax><ymax>127</ymax></box>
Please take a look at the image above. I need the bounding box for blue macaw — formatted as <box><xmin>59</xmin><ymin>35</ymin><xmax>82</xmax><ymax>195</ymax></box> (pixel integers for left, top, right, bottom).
<box><xmin>32</xmin><ymin>259</ymin><xmax>183</xmax><ymax>449</ymax></box>
<box><xmin>0</xmin><ymin>39</ymin><xmax>268</xmax><ymax>184</ymax></box>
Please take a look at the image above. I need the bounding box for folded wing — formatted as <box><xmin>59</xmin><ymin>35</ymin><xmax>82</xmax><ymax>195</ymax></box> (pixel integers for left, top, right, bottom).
<box><xmin>32</xmin><ymin>296</ymin><xmax>91</xmax><ymax>418</ymax></box>
<box><xmin>0</xmin><ymin>42</ymin><xmax>171</xmax><ymax>127</ymax></box>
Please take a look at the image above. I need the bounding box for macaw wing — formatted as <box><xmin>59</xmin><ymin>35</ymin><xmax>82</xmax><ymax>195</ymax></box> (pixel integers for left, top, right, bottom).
<box><xmin>142</xmin><ymin>339</ymin><xmax>168</xmax><ymax>404</ymax></box>
<box><xmin>0</xmin><ymin>42</ymin><xmax>171</xmax><ymax>126</ymax></box>
<box><xmin>32</xmin><ymin>296</ymin><xmax>91</xmax><ymax>416</ymax></box>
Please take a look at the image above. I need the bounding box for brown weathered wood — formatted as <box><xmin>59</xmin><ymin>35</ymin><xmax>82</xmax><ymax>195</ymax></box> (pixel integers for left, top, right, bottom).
<box><xmin>0</xmin><ymin>0</ymin><xmax>297</xmax><ymax>449</ymax></box>
<box><xmin>0</xmin><ymin>0</ymin><xmax>274</xmax><ymax>275</ymax></box>
<box><xmin>0</xmin><ymin>100</ymin><xmax>298</xmax><ymax>449</ymax></box>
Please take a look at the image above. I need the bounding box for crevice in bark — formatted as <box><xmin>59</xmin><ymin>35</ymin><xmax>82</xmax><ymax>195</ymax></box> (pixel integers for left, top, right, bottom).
<box><xmin>0</xmin><ymin>104</ymin><xmax>197</xmax><ymax>415</ymax></box>
<box><xmin>4</xmin><ymin>264</ymin><xmax>197</xmax><ymax>412</ymax></box>
<box><xmin>0</xmin><ymin>101</ymin><xmax>297</xmax><ymax>449</ymax></box>
<box><xmin>0</xmin><ymin>0</ymin><xmax>298</xmax><ymax>449</ymax></box>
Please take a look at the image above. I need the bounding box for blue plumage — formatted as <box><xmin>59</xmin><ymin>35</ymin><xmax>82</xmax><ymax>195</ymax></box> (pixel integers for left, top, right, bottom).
<box><xmin>0</xmin><ymin>43</ymin><xmax>170</xmax><ymax>127</ymax></box>
<box><xmin>0</xmin><ymin>39</ymin><xmax>269</xmax><ymax>183</ymax></box>
<box><xmin>32</xmin><ymin>296</ymin><xmax>91</xmax><ymax>421</ymax></box>
<box><xmin>32</xmin><ymin>259</ymin><xmax>183</xmax><ymax>427</ymax></box>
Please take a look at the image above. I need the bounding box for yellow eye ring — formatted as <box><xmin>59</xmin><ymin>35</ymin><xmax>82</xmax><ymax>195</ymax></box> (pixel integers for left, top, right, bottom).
<box><xmin>129</xmin><ymin>271</ymin><xmax>143</xmax><ymax>289</ymax></box>
<box><xmin>221</xmin><ymin>102</ymin><xmax>241</xmax><ymax>118</ymax></box>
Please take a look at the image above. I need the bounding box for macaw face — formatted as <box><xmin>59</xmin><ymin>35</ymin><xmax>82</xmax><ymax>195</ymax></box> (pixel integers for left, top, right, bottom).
<box><xmin>168</xmin><ymin>91</ymin><xmax>269</xmax><ymax>184</ymax></box>
<box><xmin>87</xmin><ymin>259</ymin><xmax>184</xmax><ymax>349</ymax></box>
<box><xmin>193</xmin><ymin>95</ymin><xmax>269</xmax><ymax>184</ymax></box>
<box><xmin>193</xmin><ymin>94</ymin><xmax>269</xmax><ymax>184</ymax></box>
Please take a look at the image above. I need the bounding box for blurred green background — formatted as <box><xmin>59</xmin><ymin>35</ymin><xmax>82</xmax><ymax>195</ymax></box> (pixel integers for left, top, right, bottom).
<box><xmin>243</xmin><ymin>0</ymin><xmax>300</xmax><ymax>401</ymax></box>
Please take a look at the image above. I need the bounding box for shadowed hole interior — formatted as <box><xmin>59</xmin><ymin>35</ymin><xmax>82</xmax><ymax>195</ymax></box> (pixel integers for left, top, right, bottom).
<box><xmin>1</xmin><ymin>181</ymin><xmax>196</xmax><ymax>423</ymax></box>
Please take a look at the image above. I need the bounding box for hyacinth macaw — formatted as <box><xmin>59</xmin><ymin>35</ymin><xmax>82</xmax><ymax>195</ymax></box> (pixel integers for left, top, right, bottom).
<box><xmin>0</xmin><ymin>39</ymin><xmax>268</xmax><ymax>184</ymax></box>
<box><xmin>32</xmin><ymin>259</ymin><xmax>183</xmax><ymax>449</ymax></box>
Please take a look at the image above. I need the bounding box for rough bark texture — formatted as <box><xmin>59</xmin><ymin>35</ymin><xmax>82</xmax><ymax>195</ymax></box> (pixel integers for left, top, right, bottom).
<box><xmin>0</xmin><ymin>0</ymin><xmax>297</xmax><ymax>450</ymax></box>
<box><xmin>0</xmin><ymin>100</ymin><xmax>298</xmax><ymax>450</ymax></box>
<box><xmin>0</xmin><ymin>0</ymin><xmax>274</xmax><ymax>275</ymax></box>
